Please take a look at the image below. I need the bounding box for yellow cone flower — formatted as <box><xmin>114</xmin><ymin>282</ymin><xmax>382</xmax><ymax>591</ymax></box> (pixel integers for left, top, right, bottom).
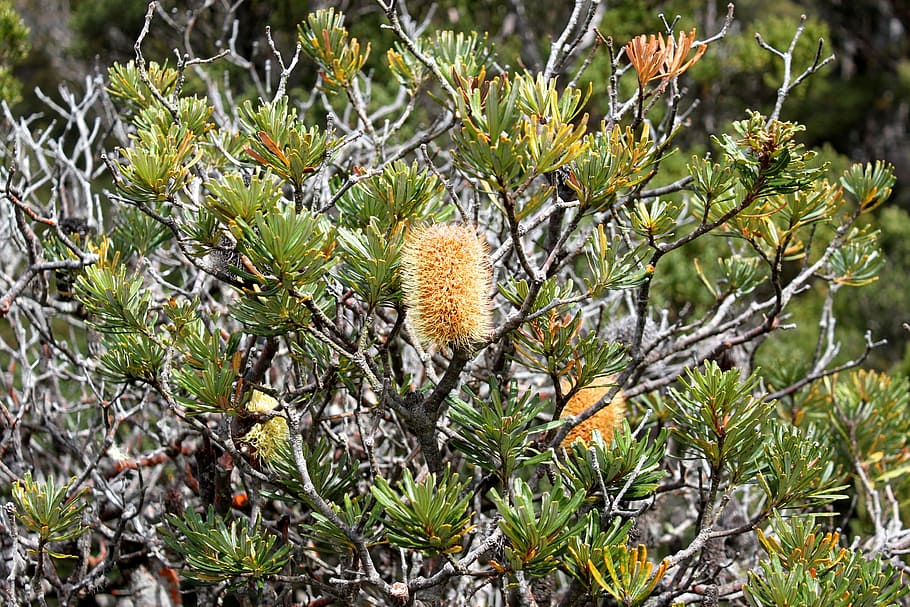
<box><xmin>241</xmin><ymin>390</ymin><xmax>289</xmax><ymax>462</ymax></box>
<box><xmin>561</xmin><ymin>378</ymin><xmax>626</xmax><ymax>447</ymax></box>
<box><xmin>400</xmin><ymin>223</ymin><xmax>493</xmax><ymax>349</ymax></box>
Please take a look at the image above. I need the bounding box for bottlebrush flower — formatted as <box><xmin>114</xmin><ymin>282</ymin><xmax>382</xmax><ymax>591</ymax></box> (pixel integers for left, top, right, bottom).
<box><xmin>241</xmin><ymin>390</ymin><xmax>289</xmax><ymax>462</ymax></box>
<box><xmin>400</xmin><ymin>223</ymin><xmax>493</xmax><ymax>349</ymax></box>
<box><xmin>561</xmin><ymin>378</ymin><xmax>626</xmax><ymax>447</ymax></box>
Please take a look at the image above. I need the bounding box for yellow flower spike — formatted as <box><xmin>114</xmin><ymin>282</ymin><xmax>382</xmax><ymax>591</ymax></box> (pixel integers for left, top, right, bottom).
<box><xmin>400</xmin><ymin>223</ymin><xmax>493</xmax><ymax>350</ymax></box>
<box><xmin>561</xmin><ymin>377</ymin><xmax>627</xmax><ymax>448</ymax></box>
<box><xmin>248</xmin><ymin>390</ymin><xmax>279</xmax><ymax>413</ymax></box>
<box><xmin>241</xmin><ymin>390</ymin><xmax>289</xmax><ymax>462</ymax></box>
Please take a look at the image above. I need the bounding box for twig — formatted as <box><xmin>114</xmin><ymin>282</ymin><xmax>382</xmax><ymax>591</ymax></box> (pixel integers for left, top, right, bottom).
<box><xmin>133</xmin><ymin>2</ymin><xmax>180</xmax><ymax>122</ymax></box>
<box><xmin>694</xmin><ymin>4</ymin><xmax>736</xmax><ymax>48</ymax></box>
<box><xmin>543</xmin><ymin>0</ymin><xmax>596</xmax><ymax>80</ymax></box>
<box><xmin>421</xmin><ymin>145</ymin><xmax>470</xmax><ymax>222</ymax></box>
<box><xmin>756</xmin><ymin>14</ymin><xmax>836</xmax><ymax>122</ymax></box>
<box><xmin>500</xmin><ymin>190</ymin><xmax>542</xmax><ymax>281</ymax></box>
<box><xmin>265</xmin><ymin>25</ymin><xmax>302</xmax><ymax>100</ymax></box>
<box><xmin>0</xmin><ymin>259</ymin><xmax>97</xmax><ymax>318</ymax></box>
<box><xmin>375</xmin><ymin>0</ymin><xmax>459</xmax><ymax>104</ymax></box>
<box><xmin>287</xmin><ymin>414</ymin><xmax>392</xmax><ymax>597</ymax></box>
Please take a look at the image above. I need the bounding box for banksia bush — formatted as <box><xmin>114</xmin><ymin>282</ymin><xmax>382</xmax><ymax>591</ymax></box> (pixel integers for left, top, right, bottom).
<box><xmin>2</xmin><ymin>2</ymin><xmax>909</xmax><ymax>607</ymax></box>
<box><xmin>400</xmin><ymin>222</ymin><xmax>493</xmax><ymax>349</ymax></box>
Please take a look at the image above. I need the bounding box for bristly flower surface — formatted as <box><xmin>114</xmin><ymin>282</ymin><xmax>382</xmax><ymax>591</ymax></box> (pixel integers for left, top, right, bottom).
<box><xmin>400</xmin><ymin>223</ymin><xmax>493</xmax><ymax>350</ymax></box>
<box><xmin>241</xmin><ymin>390</ymin><xmax>289</xmax><ymax>462</ymax></box>
<box><xmin>561</xmin><ymin>379</ymin><xmax>626</xmax><ymax>447</ymax></box>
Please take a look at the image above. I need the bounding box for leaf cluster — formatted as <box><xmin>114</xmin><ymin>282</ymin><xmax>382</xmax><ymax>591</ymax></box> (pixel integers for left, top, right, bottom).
<box><xmin>452</xmin><ymin>72</ymin><xmax>588</xmax><ymax>192</ymax></box>
<box><xmin>12</xmin><ymin>474</ymin><xmax>88</xmax><ymax>555</ymax></box>
<box><xmin>266</xmin><ymin>440</ymin><xmax>357</xmax><ymax>507</ymax></box>
<box><xmin>371</xmin><ymin>467</ymin><xmax>475</xmax><ymax>556</ymax></box>
<box><xmin>449</xmin><ymin>379</ymin><xmax>560</xmax><ymax>485</ymax></box>
<box><xmin>240</xmin><ymin>97</ymin><xmax>330</xmax><ymax>188</ymax></box>
<box><xmin>744</xmin><ymin>515</ymin><xmax>908</xmax><ymax>607</ymax></box>
<box><xmin>298</xmin><ymin>8</ymin><xmax>370</xmax><ymax>93</ymax></box>
<box><xmin>490</xmin><ymin>478</ymin><xmax>586</xmax><ymax>577</ymax></box>
<box><xmin>513</xmin><ymin>310</ymin><xmax>628</xmax><ymax>392</ymax></box>
<box><xmin>666</xmin><ymin>362</ymin><xmax>773</xmax><ymax>481</ymax></box>
<box><xmin>162</xmin><ymin>507</ymin><xmax>292</xmax><ymax>585</ymax></box>
<box><xmin>559</xmin><ymin>420</ymin><xmax>667</xmax><ymax>502</ymax></box>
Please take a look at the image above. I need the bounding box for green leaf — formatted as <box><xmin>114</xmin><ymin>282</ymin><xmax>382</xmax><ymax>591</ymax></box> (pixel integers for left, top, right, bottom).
<box><xmin>756</xmin><ymin>513</ymin><xmax>847</xmax><ymax>572</ymax></box>
<box><xmin>264</xmin><ymin>439</ymin><xmax>357</xmax><ymax>506</ymax></box>
<box><xmin>584</xmin><ymin>225</ymin><xmax>648</xmax><ymax>294</ymax></box>
<box><xmin>498</xmin><ymin>275</ymin><xmax>576</xmax><ymax>313</ymax></box>
<box><xmin>336</xmin><ymin>160</ymin><xmax>447</xmax><ymax>231</ymax></box>
<box><xmin>75</xmin><ymin>264</ymin><xmax>153</xmax><ymax>335</ymax></box>
<box><xmin>449</xmin><ymin>378</ymin><xmax>557</xmax><ymax>485</ymax></box>
<box><xmin>240</xmin><ymin>97</ymin><xmax>331</xmax><ymax>187</ymax></box>
<box><xmin>563</xmin><ymin>515</ymin><xmax>634</xmax><ymax>598</ymax></box>
<box><xmin>206</xmin><ymin>171</ymin><xmax>283</xmax><ymax>227</ymax></box>
<box><xmin>114</xmin><ymin>122</ymin><xmax>201</xmax><ymax>205</ymax></box>
<box><xmin>688</xmin><ymin>155</ymin><xmax>736</xmax><ymax>213</ymax></box>
<box><xmin>829</xmin><ymin>229</ymin><xmax>884</xmax><ymax>287</ymax></box>
<box><xmin>516</xmin><ymin>73</ymin><xmax>590</xmax><ymax>124</ymax></box>
<box><xmin>12</xmin><ymin>473</ymin><xmax>88</xmax><ymax>545</ymax></box>
<box><xmin>336</xmin><ymin>219</ymin><xmax>404</xmax><ymax>309</ymax></box>
<box><xmin>745</xmin><ymin>516</ymin><xmax>909</xmax><ymax>607</ymax></box>
<box><xmin>825</xmin><ymin>370</ymin><xmax>910</xmax><ymax>479</ymax></box>
<box><xmin>134</xmin><ymin>95</ymin><xmax>213</xmax><ymax>138</ymax></box>
<box><xmin>233</xmin><ymin>204</ymin><xmax>336</xmax><ymax>290</ymax></box>
<box><xmin>452</xmin><ymin>72</ymin><xmax>529</xmax><ymax>190</ymax></box>
<box><xmin>756</xmin><ymin>424</ymin><xmax>847</xmax><ymax>513</ymax></box>
<box><xmin>512</xmin><ymin>309</ymin><xmax>628</xmax><ymax>389</ymax></box>
<box><xmin>107</xmin><ymin>60</ymin><xmax>178</xmax><ymax>109</ymax></box>
<box><xmin>302</xmin><ymin>494</ymin><xmax>381</xmax><ymax>556</ymax></box>
<box><xmin>840</xmin><ymin>160</ymin><xmax>895</xmax><ymax>213</ymax></box>
<box><xmin>597</xmin><ymin>544</ymin><xmax>667</xmax><ymax>607</ymax></box>
<box><xmin>715</xmin><ymin>111</ymin><xmax>823</xmax><ymax>200</ymax></box>
<box><xmin>431</xmin><ymin>30</ymin><xmax>494</xmax><ymax>91</ymax></box>
<box><xmin>371</xmin><ymin>467</ymin><xmax>475</xmax><ymax>557</ymax></box>
<box><xmin>95</xmin><ymin>332</ymin><xmax>166</xmax><ymax>384</ymax></box>
<box><xmin>171</xmin><ymin>321</ymin><xmax>242</xmax><ymax>414</ymax></box>
<box><xmin>490</xmin><ymin>477</ymin><xmax>586</xmax><ymax>577</ymax></box>
<box><xmin>230</xmin><ymin>286</ymin><xmax>317</xmax><ymax>336</ymax></box>
<box><xmin>559</xmin><ymin>420</ymin><xmax>667</xmax><ymax>501</ymax></box>
<box><xmin>163</xmin><ymin>507</ymin><xmax>291</xmax><ymax>585</ymax></box>
<box><xmin>111</xmin><ymin>206</ymin><xmax>173</xmax><ymax>258</ymax></box>
<box><xmin>569</xmin><ymin>123</ymin><xmax>656</xmax><ymax>212</ymax></box>
<box><xmin>298</xmin><ymin>8</ymin><xmax>370</xmax><ymax>93</ymax></box>
<box><xmin>627</xmin><ymin>198</ymin><xmax>682</xmax><ymax>241</ymax></box>
<box><xmin>666</xmin><ymin>362</ymin><xmax>772</xmax><ymax>481</ymax></box>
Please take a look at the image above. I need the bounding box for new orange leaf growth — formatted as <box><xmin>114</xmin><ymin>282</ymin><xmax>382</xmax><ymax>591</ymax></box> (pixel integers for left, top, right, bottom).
<box><xmin>561</xmin><ymin>378</ymin><xmax>626</xmax><ymax>447</ymax></box>
<box><xmin>401</xmin><ymin>223</ymin><xmax>493</xmax><ymax>349</ymax></box>
<box><xmin>627</xmin><ymin>34</ymin><xmax>664</xmax><ymax>86</ymax></box>
<box><xmin>627</xmin><ymin>29</ymin><xmax>707</xmax><ymax>87</ymax></box>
